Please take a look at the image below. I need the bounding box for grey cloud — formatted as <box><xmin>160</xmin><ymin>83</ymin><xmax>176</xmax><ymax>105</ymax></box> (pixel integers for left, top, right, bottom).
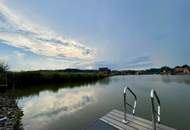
<box><xmin>127</xmin><ymin>56</ymin><xmax>151</xmax><ymax>65</ymax></box>
<box><xmin>124</xmin><ymin>55</ymin><xmax>153</xmax><ymax>69</ymax></box>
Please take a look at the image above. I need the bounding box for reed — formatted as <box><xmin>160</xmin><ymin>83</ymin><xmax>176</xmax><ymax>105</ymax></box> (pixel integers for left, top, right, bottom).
<box><xmin>4</xmin><ymin>71</ymin><xmax>108</xmax><ymax>88</ymax></box>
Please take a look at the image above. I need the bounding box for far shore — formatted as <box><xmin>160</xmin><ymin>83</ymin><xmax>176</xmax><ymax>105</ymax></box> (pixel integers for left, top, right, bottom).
<box><xmin>0</xmin><ymin>65</ymin><xmax>190</xmax><ymax>90</ymax></box>
<box><xmin>0</xmin><ymin>69</ymin><xmax>109</xmax><ymax>89</ymax></box>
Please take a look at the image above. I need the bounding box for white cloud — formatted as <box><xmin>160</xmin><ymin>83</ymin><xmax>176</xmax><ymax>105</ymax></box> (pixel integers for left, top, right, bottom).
<box><xmin>0</xmin><ymin>55</ymin><xmax>9</xmax><ymax>62</ymax></box>
<box><xmin>0</xmin><ymin>2</ymin><xmax>95</xmax><ymax>61</ymax></box>
<box><xmin>13</xmin><ymin>51</ymin><xmax>25</xmax><ymax>60</ymax></box>
<box><xmin>9</xmin><ymin>56</ymin><xmax>95</xmax><ymax>71</ymax></box>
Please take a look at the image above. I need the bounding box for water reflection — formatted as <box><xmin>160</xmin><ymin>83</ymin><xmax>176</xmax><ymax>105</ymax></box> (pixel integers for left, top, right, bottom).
<box><xmin>161</xmin><ymin>75</ymin><xmax>190</xmax><ymax>85</ymax></box>
<box><xmin>5</xmin><ymin>81</ymin><xmax>98</xmax><ymax>98</ymax></box>
<box><xmin>98</xmin><ymin>78</ymin><xmax>111</xmax><ymax>85</ymax></box>
<box><xmin>19</xmin><ymin>87</ymin><xmax>95</xmax><ymax>130</ymax></box>
<box><xmin>6</xmin><ymin>75</ymin><xmax>190</xmax><ymax>130</ymax></box>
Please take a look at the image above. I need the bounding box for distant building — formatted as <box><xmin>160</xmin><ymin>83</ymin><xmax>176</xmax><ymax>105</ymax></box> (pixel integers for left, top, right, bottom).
<box><xmin>99</xmin><ymin>67</ymin><xmax>111</xmax><ymax>75</ymax></box>
<box><xmin>174</xmin><ymin>66</ymin><xmax>190</xmax><ymax>74</ymax></box>
<box><xmin>175</xmin><ymin>67</ymin><xmax>184</xmax><ymax>74</ymax></box>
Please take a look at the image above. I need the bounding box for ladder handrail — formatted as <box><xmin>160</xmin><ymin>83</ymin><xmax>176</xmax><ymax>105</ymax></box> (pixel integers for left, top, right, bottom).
<box><xmin>123</xmin><ymin>87</ymin><xmax>137</xmax><ymax>123</ymax></box>
<box><xmin>150</xmin><ymin>89</ymin><xmax>161</xmax><ymax>130</ymax></box>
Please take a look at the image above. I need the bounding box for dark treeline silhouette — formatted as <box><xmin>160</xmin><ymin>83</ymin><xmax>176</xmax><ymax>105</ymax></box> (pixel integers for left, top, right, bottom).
<box><xmin>113</xmin><ymin>64</ymin><xmax>190</xmax><ymax>75</ymax></box>
<box><xmin>5</xmin><ymin>71</ymin><xmax>107</xmax><ymax>88</ymax></box>
<box><xmin>0</xmin><ymin>61</ymin><xmax>109</xmax><ymax>89</ymax></box>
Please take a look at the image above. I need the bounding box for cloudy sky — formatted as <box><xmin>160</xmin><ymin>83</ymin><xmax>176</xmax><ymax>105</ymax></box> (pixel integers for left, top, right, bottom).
<box><xmin>0</xmin><ymin>0</ymin><xmax>190</xmax><ymax>71</ymax></box>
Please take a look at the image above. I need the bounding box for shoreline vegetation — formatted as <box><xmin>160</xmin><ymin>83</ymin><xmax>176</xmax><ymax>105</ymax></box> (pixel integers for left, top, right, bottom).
<box><xmin>0</xmin><ymin>62</ymin><xmax>190</xmax><ymax>89</ymax></box>
<box><xmin>1</xmin><ymin>70</ymin><xmax>109</xmax><ymax>89</ymax></box>
<box><xmin>0</xmin><ymin>61</ymin><xmax>108</xmax><ymax>89</ymax></box>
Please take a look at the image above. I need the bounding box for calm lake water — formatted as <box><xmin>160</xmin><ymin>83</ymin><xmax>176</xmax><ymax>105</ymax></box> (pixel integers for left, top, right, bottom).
<box><xmin>15</xmin><ymin>75</ymin><xmax>190</xmax><ymax>130</ymax></box>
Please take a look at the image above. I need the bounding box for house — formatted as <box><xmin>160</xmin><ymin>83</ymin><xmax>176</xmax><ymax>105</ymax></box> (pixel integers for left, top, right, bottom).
<box><xmin>174</xmin><ymin>67</ymin><xmax>184</xmax><ymax>74</ymax></box>
<box><xmin>98</xmin><ymin>67</ymin><xmax>111</xmax><ymax>75</ymax></box>
<box><xmin>174</xmin><ymin>66</ymin><xmax>190</xmax><ymax>74</ymax></box>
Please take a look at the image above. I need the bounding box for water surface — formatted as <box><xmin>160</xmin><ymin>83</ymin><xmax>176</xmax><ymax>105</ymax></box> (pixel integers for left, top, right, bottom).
<box><xmin>15</xmin><ymin>75</ymin><xmax>190</xmax><ymax>130</ymax></box>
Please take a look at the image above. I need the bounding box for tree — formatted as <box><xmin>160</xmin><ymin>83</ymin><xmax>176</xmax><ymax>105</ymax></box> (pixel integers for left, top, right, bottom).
<box><xmin>0</xmin><ymin>62</ymin><xmax>9</xmax><ymax>85</ymax></box>
<box><xmin>182</xmin><ymin>64</ymin><xmax>189</xmax><ymax>68</ymax></box>
<box><xmin>160</xmin><ymin>66</ymin><xmax>172</xmax><ymax>73</ymax></box>
<box><xmin>0</xmin><ymin>61</ymin><xmax>9</xmax><ymax>73</ymax></box>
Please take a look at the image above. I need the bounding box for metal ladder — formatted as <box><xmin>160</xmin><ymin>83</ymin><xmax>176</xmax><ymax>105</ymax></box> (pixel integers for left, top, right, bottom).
<box><xmin>151</xmin><ymin>89</ymin><xmax>161</xmax><ymax>130</ymax></box>
<box><xmin>123</xmin><ymin>87</ymin><xmax>137</xmax><ymax>124</ymax></box>
<box><xmin>123</xmin><ymin>87</ymin><xmax>161</xmax><ymax>130</ymax></box>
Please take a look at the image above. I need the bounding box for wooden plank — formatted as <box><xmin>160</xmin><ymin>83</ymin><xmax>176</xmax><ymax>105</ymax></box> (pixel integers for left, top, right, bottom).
<box><xmin>100</xmin><ymin>118</ymin><xmax>123</xmax><ymax>130</ymax></box>
<box><xmin>109</xmin><ymin>110</ymin><xmax>153</xmax><ymax>130</ymax></box>
<box><xmin>105</xmin><ymin>112</ymin><xmax>150</xmax><ymax>130</ymax></box>
<box><xmin>112</xmin><ymin>109</ymin><xmax>175</xmax><ymax>130</ymax></box>
<box><xmin>85</xmin><ymin>109</ymin><xmax>178</xmax><ymax>130</ymax></box>
<box><xmin>112</xmin><ymin>110</ymin><xmax>152</xmax><ymax>126</ymax></box>
<box><xmin>84</xmin><ymin>119</ymin><xmax>119</xmax><ymax>130</ymax></box>
<box><xmin>101</xmin><ymin>116</ymin><xmax>128</xmax><ymax>130</ymax></box>
<box><xmin>101</xmin><ymin>115</ymin><xmax>137</xmax><ymax>130</ymax></box>
<box><xmin>111</xmin><ymin>109</ymin><xmax>176</xmax><ymax>130</ymax></box>
<box><xmin>106</xmin><ymin>112</ymin><xmax>150</xmax><ymax>129</ymax></box>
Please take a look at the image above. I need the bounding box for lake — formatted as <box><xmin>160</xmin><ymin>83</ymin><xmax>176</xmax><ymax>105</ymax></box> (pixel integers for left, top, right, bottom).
<box><xmin>15</xmin><ymin>75</ymin><xmax>190</xmax><ymax>130</ymax></box>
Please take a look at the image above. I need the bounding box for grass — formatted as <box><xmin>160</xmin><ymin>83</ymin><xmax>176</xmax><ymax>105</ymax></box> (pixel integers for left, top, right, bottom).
<box><xmin>0</xmin><ymin>70</ymin><xmax>109</xmax><ymax>89</ymax></box>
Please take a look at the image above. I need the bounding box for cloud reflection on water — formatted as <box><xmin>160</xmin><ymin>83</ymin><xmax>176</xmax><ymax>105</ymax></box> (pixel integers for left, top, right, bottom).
<box><xmin>19</xmin><ymin>88</ymin><xmax>95</xmax><ymax>129</ymax></box>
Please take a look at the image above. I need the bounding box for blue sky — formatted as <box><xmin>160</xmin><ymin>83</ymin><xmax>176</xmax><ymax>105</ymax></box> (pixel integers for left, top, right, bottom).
<box><xmin>0</xmin><ymin>0</ymin><xmax>190</xmax><ymax>70</ymax></box>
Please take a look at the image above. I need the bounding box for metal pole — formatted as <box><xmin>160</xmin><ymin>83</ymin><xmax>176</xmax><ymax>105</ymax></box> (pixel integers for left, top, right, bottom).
<box><xmin>151</xmin><ymin>89</ymin><xmax>161</xmax><ymax>130</ymax></box>
<box><xmin>151</xmin><ymin>95</ymin><xmax>156</xmax><ymax>130</ymax></box>
<box><xmin>123</xmin><ymin>87</ymin><xmax>127</xmax><ymax>123</ymax></box>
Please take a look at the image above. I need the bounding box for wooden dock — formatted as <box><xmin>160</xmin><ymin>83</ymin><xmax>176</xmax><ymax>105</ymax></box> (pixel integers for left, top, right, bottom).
<box><xmin>85</xmin><ymin>109</ymin><xmax>177</xmax><ymax>130</ymax></box>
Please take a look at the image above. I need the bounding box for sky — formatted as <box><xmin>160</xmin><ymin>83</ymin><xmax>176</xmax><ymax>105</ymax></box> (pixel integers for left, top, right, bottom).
<box><xmin>0</xmin><ymin>0</ymin><xmax>190</xmax><ymax>71</ymax></box>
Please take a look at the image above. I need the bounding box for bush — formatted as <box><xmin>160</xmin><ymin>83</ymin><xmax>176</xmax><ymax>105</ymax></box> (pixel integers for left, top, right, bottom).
<box><xmin>0</xmin><ymin>62</ymin><xmax>9</xmax><ymax>73</ymax></box>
